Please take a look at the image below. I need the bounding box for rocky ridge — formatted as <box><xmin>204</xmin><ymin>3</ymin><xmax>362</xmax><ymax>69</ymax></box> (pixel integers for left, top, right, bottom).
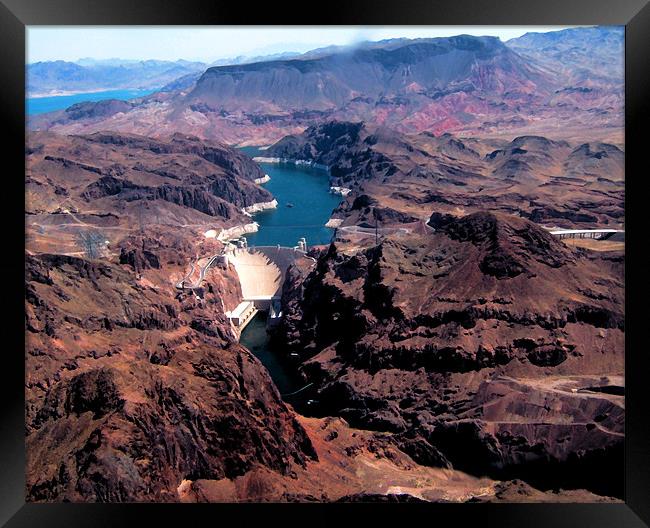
<box><xmin>29</xmin><ymin>29</ymin><xmax>623</xmax><ymax>145</ymax></box>
<box><xmin>273</xmin><ymin>212</ymin><xmax>624</xmax><ymax>497</ymax></box>
<box><xmin>26</xmin><ymin>131</ymin><xmax>272</xmax><ymax>256</ymax></box>
<box><xmin>25</xmin><ymin>247</ymin><xmax>317</xmax><ymax>501</ymax></box>
<box><xmin>268</xmin><ymin>121</ymin><xmax>624</xmax><ymax>230</ymax></box>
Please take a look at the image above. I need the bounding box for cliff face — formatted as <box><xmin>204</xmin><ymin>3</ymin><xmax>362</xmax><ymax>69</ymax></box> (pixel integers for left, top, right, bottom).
<box><xmin>27</xmin><ymin>131</ymin><xmax>270</xmax><ymax>217</ymax></box>
<box><xmin>25</xmin><ymin>248</ymin><xmax>316</xmax><ymax>502</ymax></box>
<box><xmin>25</xmin><ymin>129</ymin><xmax>334</xmax><ymax>502</ymax></box>
<box><xmin>190</xmin><ymin>36</ymin><xmax>547</xmax><ymax>113</ymax></box>
<box><xmin>275</xmin><ymin>212</ymin><xmax>624</xmax><ymax>497</ymax></box>
<box><xmin>26</xmin><ymin>131</ymin><xmax>274</xmax><ymax>256</ymax></box>
<box><xmin>268</xmin><ymin>121</ymin><xmax>624</xmax><ymax>230</ymax></box>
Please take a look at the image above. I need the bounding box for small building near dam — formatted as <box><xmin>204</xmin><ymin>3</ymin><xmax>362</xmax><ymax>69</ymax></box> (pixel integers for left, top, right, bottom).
<box><xmin>227</xmin><ymin>301</ymin><xmax>257</xmax><ymax>329</ymax></box>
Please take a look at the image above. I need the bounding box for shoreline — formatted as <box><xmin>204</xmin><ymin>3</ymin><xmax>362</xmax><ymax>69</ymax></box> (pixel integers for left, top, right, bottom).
<box><xmin>254</xmin><ymin>174</ymin><xmax>271</xmax><ymax>185</ymax></box>
<box><xmin>28</xmin><ymin>87</ymin><xmax>154</xmax><ymax>99</ymax></box>
<box><xmin>325</xmin><ymin>217</ymin><xmax>344</xmax><ymax>228</ymax></box>
<box><xmin>330</xmin><ymin>186</ymin><xmax>351</xmax><ymax>197</ymax></box>
<box><xmin>242</xmin><ymin>199</ymin><xmax>278</xmax><ymax>215</ymax></box>
<box><xmin>217</xmin><ymin>222</ymin><xmax>259</xmax><ymax>242</ymax></box>
<box><xmin>253</xmin><ymin>157</ymin><xmax>330</xmax><ymax>172</ymax></box>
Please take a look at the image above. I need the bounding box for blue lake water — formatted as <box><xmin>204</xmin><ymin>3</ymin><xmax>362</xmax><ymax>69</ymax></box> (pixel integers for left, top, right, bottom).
<box><xmin>239</xmin><ymin>313</ymin><xmax>302</xmax><ymax>396</ymax></box>
<box><xmin>238</xmin><ymin>146</ymin><xmax>340</xmax><ymax>402</ymax></box>
<box><xmin>239</xmin><ymin>147</ymin><xmax>341</xmax><ymax>248</ymax></box>
<box><xmin>26</xmin><ymin>88</ymin><xmax>155</xmax><ymax>115</ymax></box>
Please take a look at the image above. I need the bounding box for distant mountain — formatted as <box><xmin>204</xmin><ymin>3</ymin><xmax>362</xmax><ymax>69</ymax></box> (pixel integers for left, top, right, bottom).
<box><xmin>156</xmin><ymin>52</ymin><xmax>306</xmax><ymax>94</ymax></box>
<box><xmin>75</xmin><ymin>58</ymin><xmax>202</xmax><ymax>68</ymax></box>
<box><xmin>158</xmin><ymin>71</ymin><xmax>205</xmax><ymax>93</ymax></box>
<box><xmin>28</xmin><ymin>51</ymin><xmax>310</xmax><ymax>98</ymax></box>
<box><xmin>27</xmin><ymin>59</ymin><xmax>208</xmax><ymax>95</ymax></box>
<box><xmin>30</xmin><ymin>29</ymin><xmax>624</xmax><ymax>145</ymax></box>
<box><xmin>189</xmin><ymin>35</ymin><xmax>549</xmax><ymax>112</ymax></box>
<box><xmin>218</xmin><ymin>51</ymin><xmax>304</xmax><ymax>65</ymax></box>
<box><xmin>507</xmin><ymin>26</ymin><xmax>624</xmax><ymax>85</ymax></box>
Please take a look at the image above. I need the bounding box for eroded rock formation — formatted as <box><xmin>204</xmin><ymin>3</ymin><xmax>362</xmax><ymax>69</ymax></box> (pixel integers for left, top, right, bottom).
<box><xmin>268</xmin><ymin>121</ymin><xmax>624</xmax><ymax>230</ymax></box>
<box><xmin>274</xmin><ymin>212</ymin><xmax>624</xmax><ymax>497</ymax></box>
<box><xmin>25</xmin><ymin>250</ymin><xmax>316</xmax><ymax>502</ymax></box>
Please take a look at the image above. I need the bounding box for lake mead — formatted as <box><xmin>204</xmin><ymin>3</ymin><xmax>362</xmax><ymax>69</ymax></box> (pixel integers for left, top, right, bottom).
<box><xmin>26</xmin><ymin>88</ymin><xmax>155</xmax><ymax>115</ymax></box>
<box><xmin>239</xmin><ymin>146</ymin><xmax>341</xmax><ymax>248</ymax></box>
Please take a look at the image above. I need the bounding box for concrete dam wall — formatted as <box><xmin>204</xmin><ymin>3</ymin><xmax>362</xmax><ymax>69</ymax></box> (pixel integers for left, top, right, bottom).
<box><xmin>227</xmin><ymin>246</ymin><xmax>309</xmax><ymax>305</ymax></box>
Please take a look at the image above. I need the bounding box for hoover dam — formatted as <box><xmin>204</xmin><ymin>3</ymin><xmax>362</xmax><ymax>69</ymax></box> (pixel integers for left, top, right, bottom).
<box><xmin>225</xmin><ymin>244</ymin><xmax>315</xmax><ymax>332</ymax></box>
<box><xmin>227</xmin><ymin>245</ymin><xmax>309</xmax><ymax>305</ymax></box>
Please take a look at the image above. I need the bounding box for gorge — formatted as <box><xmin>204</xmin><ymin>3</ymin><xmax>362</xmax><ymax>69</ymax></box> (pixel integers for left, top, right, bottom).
<box><xmin>25</xmin><ymin>27</ymin><xmax>625</xmax><ymax>503</ymax></box>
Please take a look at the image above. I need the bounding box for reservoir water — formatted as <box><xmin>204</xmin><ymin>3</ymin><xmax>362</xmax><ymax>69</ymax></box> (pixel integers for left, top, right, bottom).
<box><xmin>239</xmin><ymin>147</ymin><xmax>341</xmax><ymax>248</ymax></box>
<box><xmin>26</xmin><ymin>88</ymin><xmax>155</xmax><ymax>115</ymax></box>
<box><xmin>238</xmin><ymin>146</ymin><xmax>340</xmax><ymax>402</ymax></box>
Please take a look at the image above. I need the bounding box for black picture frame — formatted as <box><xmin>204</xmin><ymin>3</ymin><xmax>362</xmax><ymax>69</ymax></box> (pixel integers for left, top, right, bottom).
<box><xmin>2</xmin><ymin>1</ymin><xmax>649</xmax><ymax>525</ymax></box>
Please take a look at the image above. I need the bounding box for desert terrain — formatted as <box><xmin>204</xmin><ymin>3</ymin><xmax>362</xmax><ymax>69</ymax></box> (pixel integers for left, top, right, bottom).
<box><xmin>26</xmin><ymin>27</ymin><xmax>624</xmax><ymax>502</ymax></box>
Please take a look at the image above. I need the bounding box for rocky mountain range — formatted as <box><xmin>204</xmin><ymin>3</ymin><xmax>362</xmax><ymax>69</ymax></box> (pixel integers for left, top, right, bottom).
<box><xmin>25</xmin><ymin>193</ymin><xmax>624</xmax><ymax>502</ymax></box>
<box><xmin>25</xmin><ymin>130</ymin><xmax>622</xmax><ymax>502</ymax></box>
<box><xmin>268</xmin><ymin>120</ymin><xmax>624</xmax><ymax>230</ymax></box>
<box><xmin>190</xmin><ymin>35</ymin><xmax>548</xmax><ymax>111</ymax></box>
<box><xmin>29</xmin><ymin>27</ymin><xmax>624</xmax><ymax>145</ymax></box>
<box><xmin>25</xmin><ymin>124</ymin><xmax>625</xmax><ymax>502</ymax></box>
<box><xmin>264</xmin><ymin>117</ymin><xmax>625</xmax><ymax>499</ymax></box>
<box><xmin>26</xmin><ymin>131</ymin><xmax>271</xmax><ymax>256</ymax></box>
<box><xmin>507</xmin><ymin>26</ymin><xmax>624</xmax><ymax>86</ymax></box>
<box><xmin>28</xmin><ymin>52</ymin><xmax>306</xmax><ymax>97</ymax></box>
<box><xmin>27</xmin><ymin>59</ymin><xmax>208</xmax><ymax>96</ymax></box>
<box><xmin>25</xmin><ymin>131</ymin><xmax>315</xmax><ymax>500</ymax></box>
<box><xmin>273</xmin><ymin>212</ymin><xmax>624</xmax><ymax>498</ymax></box>
<box><xmin>25</xmin><ymin>246</ymin><xmax>317</xmax><ymax>501</ymax></box>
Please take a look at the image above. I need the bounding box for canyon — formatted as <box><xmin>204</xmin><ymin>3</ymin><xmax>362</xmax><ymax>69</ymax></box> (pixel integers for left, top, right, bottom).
<box><xmin>273</xmin><ymin>212</ymin><xmax>624</xmax><ymax>497</ymax></box>
<box><xmin>25</xmin><ymin>126</ymin><xmax>625</xmax><ymax>502</ymax></box>
<box><xmin>25</xmin><ymin>27</ymin><xmax>625</xmax><ymax>503</ymax></box>
<box><xmin>268</xmin><ymin>120</ymin><xmax>624</xmax><ymax>231</ymax></box>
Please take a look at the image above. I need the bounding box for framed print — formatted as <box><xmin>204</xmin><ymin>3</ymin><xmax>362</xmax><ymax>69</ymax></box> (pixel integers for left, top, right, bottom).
<box><xmin>1</xmin><ymin>0</ymin><xmax>649</xmax><ymax>525</ymax></box>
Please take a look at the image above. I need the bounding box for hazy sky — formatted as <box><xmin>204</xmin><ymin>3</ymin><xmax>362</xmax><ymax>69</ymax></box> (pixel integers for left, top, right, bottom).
<box><xmin>27</xmin><ymin>26</ymin><xmax>578</xmax><ymax>64</ymax></box>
